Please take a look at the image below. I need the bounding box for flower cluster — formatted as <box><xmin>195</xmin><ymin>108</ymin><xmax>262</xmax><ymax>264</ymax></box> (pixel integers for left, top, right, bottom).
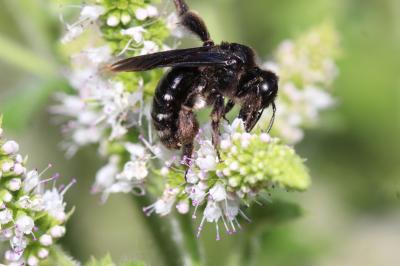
<box><xmin>261</xmin><ymin>23</ymin><xmax>339</xmax><ymax>144</ymax></box>
<box><xmin>54</xmin><ymin>0</ymin><xmax>171</xmax><ymax>200</ymax></box>
<box><xmin>148</xmin><ymin>119</ymin><xmax>310</xmax><ymax>239</ymax></box>
<box><xmin>54</xmin><ymin>0</ymin><xmax>338</xmax><ymax>239</ymax></box>
<box><xmin>0</xmin><ymin>117</ymin><xmax>73</xmax><ymax>265</ymax></box>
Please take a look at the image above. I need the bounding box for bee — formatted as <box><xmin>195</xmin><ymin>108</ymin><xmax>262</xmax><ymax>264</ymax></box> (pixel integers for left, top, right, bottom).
<box><xmin>110</xmin><ymin>0</ymin><xmax>278</xmax><ymax>166</ymax></box>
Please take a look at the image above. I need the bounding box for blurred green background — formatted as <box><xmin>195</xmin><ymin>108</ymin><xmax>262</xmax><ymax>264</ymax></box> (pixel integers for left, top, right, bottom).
<box><xmin>0</xmin><ymin>0</ymin><xmax>399</xmax><ymax>265</ymax></box>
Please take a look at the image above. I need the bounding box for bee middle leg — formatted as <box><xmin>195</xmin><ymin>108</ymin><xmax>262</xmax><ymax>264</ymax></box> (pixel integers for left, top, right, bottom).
<box><xmin>211</xmin><ymin>94</ymin><xmax>225</xmax><ymax>161</ymax></box>
<box><xmin>223</xmin><ymin>99</ymin><xmax>235</xmax><ymax>121</ymax></box>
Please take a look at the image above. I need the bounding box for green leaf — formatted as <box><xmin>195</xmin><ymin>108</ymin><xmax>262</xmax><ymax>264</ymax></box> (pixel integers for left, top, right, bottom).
<box><xmin>3</xmin><ymin>0</ymin><xmax>56</xmax><ymax>60</ymax></box>
<box><xmin>0</xmin><ymin>35</ymin><xmax>58</xmax><ymax>78</ymax></box>
<box><xmin>120</xmin><ymin>261</ymin><xmax>146</xmax><ymax>266</ymax></box>
<box><xmin>41</xmin><ymin>246</ymin><xmax>79</xmax><ymax>266</ymax></box>
<box><xmin>0</xmin><ymin>79</ymin><xmax>70</xmax><ymax>131</ymax></box>
<box><xmin>85</xmin><ymin>254</ymin><xmax>116</xmax><ymax>266</ymax></box>
<box><xmin>249</xmin><ymin>199</ymin><xmax>303</xmax><ymax>233</ymax></box>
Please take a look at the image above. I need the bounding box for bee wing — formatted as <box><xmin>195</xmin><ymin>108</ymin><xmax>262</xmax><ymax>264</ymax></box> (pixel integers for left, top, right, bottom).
<box><xmin>110</xmin><ymin>46</ymin><xmax>234</xmax><ymax>72</ymax></box>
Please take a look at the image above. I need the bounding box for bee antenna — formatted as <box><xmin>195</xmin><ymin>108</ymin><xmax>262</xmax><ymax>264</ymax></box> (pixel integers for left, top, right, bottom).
<box><xmin>266</xmin><ymin>102</ymin><xmax>276</xmax><ymax>134</ymax></box>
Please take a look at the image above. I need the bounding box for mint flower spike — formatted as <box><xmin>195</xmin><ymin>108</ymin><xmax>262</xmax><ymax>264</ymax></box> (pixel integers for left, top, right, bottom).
<box><xmin>54</xmin><ymin>0</ymin><xmax>170</xmax><ymax>201</ymax></box>
<box><xmin>0</xmin><ymin>120</ymin><xmax>74</xmax><ymax>265</ymax></box>
<box><xmin>151</xmin><ymin>119</ymin><xmax>311</xmax><ymax>240</ymax></box>
<box><xmin>261</xmin><ymin>22</ymin><xmax>340</xmax><ymax>144</ymax></box>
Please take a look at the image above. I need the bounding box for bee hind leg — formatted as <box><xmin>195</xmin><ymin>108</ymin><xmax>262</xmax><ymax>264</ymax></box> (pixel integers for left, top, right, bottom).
<box><xmin>173</xmin><ymin>0</ymin><xmax>214</xmax><ymax>46</ymax></box>
<box><xmin>178</xmin><ymin>106</ymin><xmax>199</xmax><ymax>179</ymax></box>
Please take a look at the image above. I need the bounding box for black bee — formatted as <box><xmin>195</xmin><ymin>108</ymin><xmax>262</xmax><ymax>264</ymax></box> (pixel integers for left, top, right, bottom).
<box><xmin>111</xmin><ymin>0</ymin><xmax>278</xmax><ymax>165</ymax></box>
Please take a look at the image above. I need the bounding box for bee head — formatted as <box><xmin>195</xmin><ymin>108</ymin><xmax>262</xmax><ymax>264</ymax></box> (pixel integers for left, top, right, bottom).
<box><xmin>238</xmin><ymin>67</ymin><xmax>278</xmax><ymax>132</ymax></box>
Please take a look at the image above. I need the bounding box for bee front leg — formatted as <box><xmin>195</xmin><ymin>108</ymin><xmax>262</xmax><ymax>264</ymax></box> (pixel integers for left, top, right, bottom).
<box><xmin>211</xmin><ymin>94</ymin><xmax>225</xmax><ymax>162</ymax></box>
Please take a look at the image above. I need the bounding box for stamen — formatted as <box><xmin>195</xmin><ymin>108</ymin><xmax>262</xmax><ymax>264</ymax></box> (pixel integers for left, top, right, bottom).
<box><xmin>38</xmin><ymin>164</ymin><xmax>53</xmax><ymax>178</ymax></box>
<box><xmin>143</xmin><ymin>204</ymin><xmax>156</xmax><ymax>216</ymax></box>
<box><xmin>230</xmin><ymin>220</ymin><xmax>237</xmax><ymax>234</ymax></box>
<box><xmin>215</xmin><ymin>222</ymin><xmax>220</xmax><ymax>241</ymax></box>
<box><xmin>239</xmin><ymin>209</ymin><xmax>252</xmax><ymax>223</ymax></box>
<box><xmin>192</xmin><ymin>201</ymin><xmax>200</xmax><ymax>219</ymax></box>
<box><xmin>38</xmin><ymin>173</ymin><xmax>60</xmax><ymax>186</ymax></box>
<box><xmin>139</xmin><ymin>135</ymin><xmax>159</xmax><ymax>156</ymax></box>
<box><xmin>61</xmin><ymin>178</ymin><xmax>77</xmax><ymax>196</ymax></box>
<box><xmin>221</xmin><ymin>214</ymin><xmax>231</xmax><ymax>234</ymax></box>
<box><xmin>196</xmin><ymin>216</ymin><xmax>206</xmax><ymax>238</ymax></box>
<box><xmin>234</xmin><ymin>218</ymin><xmax>242</xmax><ymax>230</ymax></box>
<box><xmin>254</xmin><ymin>199</ymin><xmax>263</xmax><ymax>206</ymax></box>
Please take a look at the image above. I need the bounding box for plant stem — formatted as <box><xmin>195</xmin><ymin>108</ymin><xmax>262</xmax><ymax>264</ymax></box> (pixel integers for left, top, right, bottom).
<box><xmin>134</xmin><ymin>195</ymin><xmax>203</xmax><ymax>266</ymax></box>
<box><xmin>175</xmin><ymin>213</ymin><xmax>203</xmax><ymax>266</ymax></box>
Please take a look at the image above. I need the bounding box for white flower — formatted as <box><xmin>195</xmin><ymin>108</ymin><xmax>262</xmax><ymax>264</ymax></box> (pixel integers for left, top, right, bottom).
<box><xmin>1</xmin><ymin>190</ymin><xmax>13</xmax><ymax>202</ymax></box>
<box><xmin>176</xmin><ymin>200</ymin><xmax>190</xmax><ymax>214</ymax></box>
<box><xmin>119</xmin><ymin>160</ymin><xmax>148</xmax><ymax>180</ymax></box>
<box><xmin>222</xmin><ymin>197</ymin><xmax>240</xmax><ymax>221</ymax></box>
<box><xmin>93</xmin><ymin>157</ymin><xmax>119</xmax><ymax>192</ymax></box>
<box><xmin>13</xmin><ymin>163</ymin><xmax>25</xmax><ymax>176</ymax></box>
<box><xmin>11</xmin><ymin>234</ymin><xmax>27</xmax><ymax>252</ymax></box>
<box><xmin>86</xmin><ymin>46</ymin><xmax>112</xmax><ymax>64</ymax></box>
<box><xmin>135</xmin><ymin>8</ymin><xmax>149</xmax><ymax>21</ymax></box>
<box><xmin>141</xmin><ymin>41</ymin><xmax>159</xmax><ymax>55</ymax></box>
<box><xmin>61</xmin><ymin>5</ymin><xmax>105</xmax><ymax>44</ymax></box>
<box><xmin>61</xmin><ymin>26</ymin><xmax>84</xmax><ymax>44</ymax></box>
<box><xmin>107</xmin><ymin>15</ymin><xmax>120</xmax><ymax>27</ymax></box>
<box><xmin>121</xmin><ymin>13</ymin><xmax>131</xmax><ymax>25</ymax></box>
<box><xmin>196</xmin><ymin>141</ymin><xmax>217</xmax><ymax>171</ymax></box>
<box><xmin>50</xmin><ymin>225</ymin><xmax>66</xmax><ymax>238</ymax></box>
<box><xmin>125</xmin><ymin>143</ymin><xmax>148</xmax><ymax>159</ymax></box>
<box><xmin>80</xmin><ymin>5</ymin><xmax>105</xmax><ymax>20</ymax></box>
<box><xmin>42</xmin><ymin>188</ymin><xmax>67</xmax><ymax>222</ymax></box>
<box><xmin>15</xmin><ymin>216</ymin><xmax>34</xmax><ymax>235</ymax></box>
<box><xmin>209</xmin><ymin>183</ymin><xmax>227</xmax><ymax>202</ymax></box>
<box><xmin>185</xmin><ymin>169</ymin><xmax>199</xmax><ymax>184</ymax></box>
<box><xmin>2</xmin><ymin>161</ymin><xmax>14</xmax><ymax>172</ymax></box>
<box><xmin>39</xmin><ymin>234</ymin><xmax>53</xmax><ymax>246</ymax></box>
<box><xmin>166</xmin><ymin>13</ymin><xmax>184</xmax><ymax>38</ymax></box>
<box><xmin>146</xmin><ymin>5</ymin><xmax>159</xmax><ymax>17</ymax></box>
<box><xmin>27</xmin><ymin>255</ymin><xmax>39</xmax><ymax>266</ymax></box>
<box><xmin>188</xmin><ymin>185</ymin><xmax>206</xmax><ymax>205</ymax></box>
<box><xmin>203</xmin><ymin>201</ymin><xmax>222</xmax><ymax>223</ymax></box>
<box><xmin>37</xmin><ymin>248</ymin><xmax>49</xmax><ymax>259</ymax></box>
<box><xmin>143</xmin><ymin>187</ymin><xmax>179</xmax><ymax>216</ymax></box>
<box><xmin>121</xmin><ymin>26</ymin><xmax>146</xmax><ymax>43</ymax></box>
<box><xmin>23</xmin><ymin>170</ymin><xmax>40</xmax><ymax>192</ymax></box>
<box><xmin>4</xmin><ymin>250</ymin><xmax>22</xmax><ymax>262</ymax></box>
<box><xmin>2</xmin><ymin>140</ymin><xmax>19</xmax><ymax>155</ymax></box>
<box><xmin>0</xmin><ymin>209</ymin><xmax>13</xmax><ymax>224</ymax></box>
<box><xmin>7</xmin><ymin>178</ymin><xmax>22</xmax><ymax>191</ymax></box>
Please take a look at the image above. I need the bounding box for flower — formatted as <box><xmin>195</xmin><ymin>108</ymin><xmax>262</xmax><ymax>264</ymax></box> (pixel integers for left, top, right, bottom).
<box><xmin>259</xmin><ymin>23</ymin><xmax>339</xmax><ymax>144</ymax></box>
<box><xmin>61</xmin><ymin>5</ymin><xmax>105</xmax><ymax>44</ymax></box>
<box><xmin>0</xmin><ymin>118</ymin><xmax>74</xmax><ymax>264</ymax></box>
<box><xmin>1</xmin><ymin>140</ymin><xmax>19</xmax><ymax>155</ymax></box>
<box><xmin>53</xmin><ymin>1</ymin><xmax>338</xmax><ymax>241</ymax></box>
<box><xmin>54</xmin><ymin>0</ymin><xmax>170</xmax><ymax>202</ymax></box>
<box><xmin>150</xmin><ymin>119</ymin><xmax>310</xmax><ymax>239</ymax></box>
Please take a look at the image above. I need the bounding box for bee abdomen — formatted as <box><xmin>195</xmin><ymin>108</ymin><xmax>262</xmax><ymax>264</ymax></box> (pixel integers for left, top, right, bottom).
<box><xmin>152</xmin><ymin>68</ymin><xmax>198</xmax><ymax>149</ymax></box>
